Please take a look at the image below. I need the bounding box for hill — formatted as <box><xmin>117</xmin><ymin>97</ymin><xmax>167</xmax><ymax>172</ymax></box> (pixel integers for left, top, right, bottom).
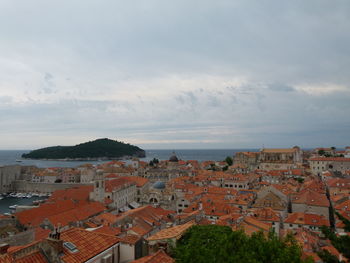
<box><xmin>22</xmin><ymin>138</ymin><xmax>146</xmax><ymax>160</ymax></box>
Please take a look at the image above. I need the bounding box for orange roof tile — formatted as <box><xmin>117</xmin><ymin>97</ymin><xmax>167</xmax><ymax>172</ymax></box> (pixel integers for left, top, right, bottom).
<box><xmin>119</xmin><ymin>234</ymin><xmax>141</xmax><ymax>245</ymax></box>
<box><xmin>130</xmin><ymin>250</ymin><xmax>174</xmax><ymax>263</ymax></box>
<box><xmin>93</xmin><ymin>226</ymin><xmax>122</xmax><ymax>236</ymax></box>
<box><xmin>146</xmin><ymin>222</ymin><xmax>194</xmax><ymax>241</ymax></box>
<box><xmin>15</xmin><ymin>250</ymin><xmax>48</xmax><ymax>263</ymax></box>
<box><xmin>60</xmin><ymin>228</ymin><xmax>120</xmax><ymax>263</ymax></box>
<box><xmin>292</xmin><ymin>189</ymin><xmax>329</xmax><ymax>207</ymax></box>
<box><xmin>34</xmin><ymin>227</ymin><xmax>51</xmax><ymax>241</ymax></box>
<box><xmin>284</xmin><ymin>212</ymin><xmax>330</xmax><ymax>227</ymax></box>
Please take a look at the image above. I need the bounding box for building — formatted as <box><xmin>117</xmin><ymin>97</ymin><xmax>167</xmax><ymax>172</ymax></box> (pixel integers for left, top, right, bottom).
<box><xmin>0</xmin><ymin>228</ymin><xmax>120</xmax><ymax>263</ymax></box>
<box><xmin>233</xmin><ymin>152</ymin><xmax>259</xmax><ymax>171</ymax></box>
<box><xmin>146</xmin><ymin>221</ymin><xmax>194</xmax><ymax>254</ymax></box>
<box><xmin>284</xmin><ymin>212</ymin><xmax>330</xmax><ymax>233</ymax></box>
<box><xmin>309</xmin><ymin>157</ymin><xmax>350</xmax><ymax>176</ymax></box>
<box><xmin>291</xmin><ymin>189</ymin><xmax>329</xmax><ymax>219</ymax></box>
<box><xmin>258</xmin><ymin>147</ymin><xmax>303</xmax><ymax>170</ymax></box>
<box><xmin>90</xmin><ymin>172</ymin><xmax>137</xmax><ymax>211</ymax></box>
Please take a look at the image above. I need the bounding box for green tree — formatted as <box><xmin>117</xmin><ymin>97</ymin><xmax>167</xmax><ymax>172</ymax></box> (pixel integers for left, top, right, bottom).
<box><xmin>318</xmin><ymin>149</ymin><xmax>326</xmax><ymax>156</ymax></box>
<box><xmin>317</xmin><ymin>249</ymin><xmax>340</xmax><ymax>263</ymax></box>
<box><xmin>175</xmin><ymin>225</ymin><xmax>312</xmax><ymax>263</ymax></box>
<box><xmin>321</xmin><ymin>223</ymin><xmax>350</xmax><ymax>260</ymax></box>
<box><xmin>225</xmin><ymin>156</ymin><xmax>233</xmax><ymax>166</ymax></box>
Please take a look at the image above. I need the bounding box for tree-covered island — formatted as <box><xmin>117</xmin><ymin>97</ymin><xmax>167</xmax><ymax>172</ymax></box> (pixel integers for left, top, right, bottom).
<box><xmin>21</xmin><ymin>138</ymin><xmax>146</xmax><ymax>160</ymax></box>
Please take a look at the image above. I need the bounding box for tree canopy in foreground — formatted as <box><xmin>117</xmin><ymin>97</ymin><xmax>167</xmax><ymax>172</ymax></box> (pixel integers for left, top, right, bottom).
<box><xmin>174</xmin><ymin>225</ymin><xmax>312</xmax><ymax>263</ymax></box>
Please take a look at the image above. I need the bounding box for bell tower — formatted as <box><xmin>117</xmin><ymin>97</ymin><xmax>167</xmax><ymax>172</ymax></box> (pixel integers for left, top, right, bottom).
<box><xmin>93</xmin><ymin>170</ymin><xmax>105</xmax><ymax>203</ymax></box>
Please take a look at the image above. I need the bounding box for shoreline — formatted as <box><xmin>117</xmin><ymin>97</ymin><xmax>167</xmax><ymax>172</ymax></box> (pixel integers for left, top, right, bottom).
<box><xmin>20</xmin><ymin>156</ymin><xmax>142</xmax><ymax>162</ymax></box>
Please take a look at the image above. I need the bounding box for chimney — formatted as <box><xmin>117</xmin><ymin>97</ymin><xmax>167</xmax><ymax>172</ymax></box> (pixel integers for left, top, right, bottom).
<box><xmin>0</xmin><ymin>244</ymin><xmax>9</xmax><ymax>255</ymax></box>
<box><xmin>49</xmin><ymin>224</ymin><xmax>61</xmax><ymax>240</ymax></box>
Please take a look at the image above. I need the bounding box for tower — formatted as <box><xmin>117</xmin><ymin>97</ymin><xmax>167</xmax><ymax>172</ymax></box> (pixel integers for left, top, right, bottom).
<box><xmin>93</xmin><ymin>170</ymin><xmax>105</xmax><ymax>203</ymax></box>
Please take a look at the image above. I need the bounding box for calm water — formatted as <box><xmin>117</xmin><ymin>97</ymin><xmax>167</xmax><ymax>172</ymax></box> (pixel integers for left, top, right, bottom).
<box><xmin>0</xmin><ymin>149</ymin><xmax>258</xmax><ymax>168</ymax></box>
<box><xmin>0</xmin><ymin>196</ymin><xmax>47</xmax><ymax>214</ymax></box>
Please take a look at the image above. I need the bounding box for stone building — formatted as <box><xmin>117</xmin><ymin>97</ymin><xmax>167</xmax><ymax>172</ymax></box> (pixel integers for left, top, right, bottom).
<box><xmin>233</xmin><ymin>152</ymin><xmax>259</xmax><ymax>171</ymax></box>
<box><xmin>258</xmin><ymin>147</ymin><xmax>303</xmax><ymax>170</ymax></box>
<box><xmin>291</xmin><ymin>189</ymin><xmax>329</xmax><ymax>219</ymax></box>
<box><xmin>90</xmin><ymin>171</ymin><xmax>137</xmax><ymax>211</ymax></box>
<box><xmin>309</xmin><ymin>157</ymin><xmax>350</xmax><ymax>176</ymax></box>
<box><xmin>0</xmin><ymin>165</ymin><xmax>22</xmax><ymax>193</ymax></box>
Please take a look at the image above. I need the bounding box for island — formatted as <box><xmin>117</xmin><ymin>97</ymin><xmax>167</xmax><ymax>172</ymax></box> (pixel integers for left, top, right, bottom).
<box><xmin>21</xmin><ymin>138</ymin><xmax>146</xmax><ymax>160</ymax></box>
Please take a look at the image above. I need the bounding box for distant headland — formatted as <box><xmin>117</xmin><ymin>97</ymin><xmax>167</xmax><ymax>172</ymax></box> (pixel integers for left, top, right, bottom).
<box><xmin>21</xmin><ymin>138</ymin><xmax>146</xmax><ymax>160</ymax></box>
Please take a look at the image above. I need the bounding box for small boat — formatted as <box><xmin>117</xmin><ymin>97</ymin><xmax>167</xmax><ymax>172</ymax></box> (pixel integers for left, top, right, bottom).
<box><xmin>15</xmin><ymin>159</ymin><xmax>22</xmax><ymax>163</ymax></box>
<box><xmin>26</xmin><ymin>194</ymin><xmax>32</xmax><ymax>198</ymax></box>
<box><xmin>0</xmin><ymin>197</ymin><xmax>3</xmax><ymax>200</ymax></box>
<box><xmin>9</xmin><ymin>205</ymin><xmax>17</xmax><ymax>209</ymax></box>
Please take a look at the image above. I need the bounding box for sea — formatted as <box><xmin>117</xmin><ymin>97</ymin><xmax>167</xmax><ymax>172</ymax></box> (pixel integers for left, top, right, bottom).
<box><xmin>0</xmin><ymin>149</ymin><xmax>258</xmax><ymax>214</ymax></box>
<box><xmin>0</xmin><ymin>149</ymin><xmax>258</xmax><ymax>168</ymax></box>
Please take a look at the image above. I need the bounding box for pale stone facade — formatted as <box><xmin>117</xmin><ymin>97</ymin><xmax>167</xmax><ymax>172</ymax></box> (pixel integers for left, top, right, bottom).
<box><xmin>309</xmin><ymin>157</ymin><xmax>350</xmax><ymax>176</ymax></box>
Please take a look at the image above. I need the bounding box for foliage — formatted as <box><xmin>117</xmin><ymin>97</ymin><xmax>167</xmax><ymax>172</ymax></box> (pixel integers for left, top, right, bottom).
<box><xmin>321</xmin><ymin>223</ymin><xmax>350</xmax><ymax>260</ymax></box>
<box><xmin>318</xmin><ymin>149</ymin><xmax>326</xmax><ymax>156</ymax></box>
<box><xmin>22</xmin><ymin>138</ymin><xmax>145</xmax><ymax>159</ymax></box>
<box><xmin>149</xmin><ymin>158</ymin><xmax>159</xmax><ymax>166</ymax></box>
<box><xmin>175</xmin><ymin>225</ymin><xmax>312</xmax><ymax>263</ymax></box>
<box><xmin>335</xmin><ymin>212</ymin><xmax>350</xmax><ymax>232</ymax></box>
<box><xmin>225</xmin><ymin>156</ymin><xmax>233</xmax><ymax>166</ymax></box>
<box><xmin>54</xmin><ymin>178</ymin><xmax>62</xmax><ymax>183</ymax></box>
<box><xmin>317</xmin><ymin>249</ymin><xmax>340</xmax><ymax>263</ymax></box>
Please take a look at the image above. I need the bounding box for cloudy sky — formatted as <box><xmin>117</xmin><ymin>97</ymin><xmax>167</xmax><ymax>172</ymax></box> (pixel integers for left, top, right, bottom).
<box><xmin>0</xmin><ymin>0</ymin><xmax>349</xmax><ymax>149</ymax></box>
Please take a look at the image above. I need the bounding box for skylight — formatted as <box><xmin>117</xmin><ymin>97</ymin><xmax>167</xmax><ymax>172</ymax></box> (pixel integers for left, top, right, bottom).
<box><xmin>64</xmin><ymin>242</ymin><xmax>79</xmax><ymax>253</ymax></box>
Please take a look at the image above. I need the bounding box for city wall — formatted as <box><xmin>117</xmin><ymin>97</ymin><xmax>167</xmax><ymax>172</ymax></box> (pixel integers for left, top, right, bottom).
<box><xmin>13</xmin><ymin>180</ymin><xmax>93</xmax><ymax>193</ymax></box>
<box><xmin>0</xmin><ymin>230</ymin><xmax>34</xmax><ymax>246</ymax></box>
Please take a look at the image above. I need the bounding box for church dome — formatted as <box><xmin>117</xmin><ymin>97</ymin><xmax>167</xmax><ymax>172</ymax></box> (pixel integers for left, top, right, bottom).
<box><xmin>169</xmin><ymin>152</ymin><xmax>179</xmax><ymax>162</ymax></box>
<box><xmin>153</xmin><ymin>181</ymin><xmax>166</xmax><ymax>189</ymax></box>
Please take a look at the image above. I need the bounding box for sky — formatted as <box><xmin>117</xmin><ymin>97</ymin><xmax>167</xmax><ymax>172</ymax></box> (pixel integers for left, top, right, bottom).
<box><xmin>0</xmin><ymin>0</ymin><xmax>349</xmax><ymax>150</ymax></box>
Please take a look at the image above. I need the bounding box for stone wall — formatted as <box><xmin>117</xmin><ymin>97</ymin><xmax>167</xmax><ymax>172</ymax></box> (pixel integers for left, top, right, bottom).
<box><xmin>13</xmin><ymin>180</ymin><xmax>93</xmax><ymax>193</ymax></box>
<box><xmin>0</xmin><ymin>218</ymin><xmax>16</xmax><ymax>228</ymax></box>
<box><xmin>0</xmin><ymin>229</ymin><xmax>34</xmax><ymax>246</ymax></box>
<box><xmin>292</xmin><ymin>203</ymin><xmax>330</xmax><ymax>219</ymax></box>
<box><xmin>0</xmin><ymin>165</ymin><xmax>22</xmax><ymax>192</ymax></box>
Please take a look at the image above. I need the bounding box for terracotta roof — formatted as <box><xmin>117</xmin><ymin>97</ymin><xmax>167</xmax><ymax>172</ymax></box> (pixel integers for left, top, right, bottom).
<box><xmin>334</xmin><ymin>199</ymin><xmax>350</xmax><ymax>212</ymax></box>
<box><xmin>120</xmin><ymin>176</ymin><xmax>149</xmax><ymax>187</ymax></box>
<box><xmin>128</xmin><ymin>225</ymin><xmax>151</xmax><ymax>236</ymax></box>
<box><xmin>284</xmin><ymin>212</ymin><xmax>330</xmax><ymax>227</ymax></box>
<box><xmin>105</xmin><ymin>178</ymin><xmax>136</xmax><ymax>192</ymax></box>
<box><xmin>60</xmin><ymin>228</ymin><xmax>120</xmax><ymax>263</ymax></box>
<box><xmin>292</xmin><ymin>189</ymin><xmax>329</xmax><ymax>207</ymax></box>
<box><xmin>119</xmin><ymin>234</ymin><xmax>141</xmax><ymax>245</ymax></box>
<box><xmin>327</xmin><ymin>178</ymin><xmax>350</xmax><ymax>188</ymax></box>
<box><xmin>15</xmin><ymin>250</ymin><xmax>48</xmax><ymax>263</ymax></box>
<box><xmin>34</xmin><ymin>227</ymin><xmax>51</xmax><ymax>241</ymax></box>
<box><xmin>95</xmin><ymin>212</ymin><xmax>118</xmax><ymax>225</ymax></box>
<box><xmin>48</xmin><ymin>185</ymin><xmax>93</xmax><ymax>202</ymax></box>
<box><xmin>92</xmin><ymin>226</ymin><xmax>122</xmax><ymax>236</ymax></box>
<box><xmin>146</xmin><ymin>222</ymin><xmax>194</xmax><ymax>241</ymax></box>
<box><xmin>251</xmin><ymin>208</ymin><xmax>280</xmax><ymax>222</ymax></box>
<box><xmin>16</xmin><ymin>199</ymin><xmax>79</xmax><ymax>227</ymax></box>
<box><xmin>130</xmin><ymin>250</ymin><xmax>174</xmax><ymax>263</ymax></box>
<box><xmin>47</xmin><ymin>202</ymin><xmax>106</xmax><ymax>227</ymax></box>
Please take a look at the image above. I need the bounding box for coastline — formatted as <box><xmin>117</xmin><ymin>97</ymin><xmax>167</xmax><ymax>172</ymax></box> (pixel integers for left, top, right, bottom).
<box><xmin>20</xmin><ymin>156</ymin><xmax>138</xmax><ymax>162</ymax></box>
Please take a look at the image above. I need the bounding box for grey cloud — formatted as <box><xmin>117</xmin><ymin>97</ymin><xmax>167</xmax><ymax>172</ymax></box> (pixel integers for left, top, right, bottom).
<box><xmin>0</xmin><ymin>0</ymin><xmax>349</xmax><ymax>148</ymax></box>
<box><xmin>267</xmin><ymin>83</ymin><xmax>295</xmax><ymax>92</ymax></box>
